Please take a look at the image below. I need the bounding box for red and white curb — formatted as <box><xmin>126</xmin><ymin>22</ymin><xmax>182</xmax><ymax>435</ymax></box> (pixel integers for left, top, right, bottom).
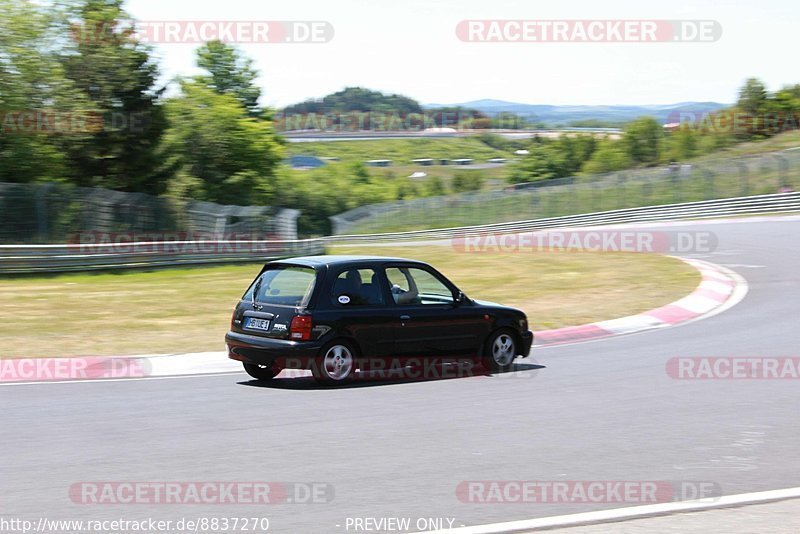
<box><xmin>534</xmin><ymin>257</ymin><xmax>748</xmax><ymax>346</ymax></box>
<box><xmin>0</xmin><ymin>258</ymin><xmax>747</xmax><ymax>385</ymax></box>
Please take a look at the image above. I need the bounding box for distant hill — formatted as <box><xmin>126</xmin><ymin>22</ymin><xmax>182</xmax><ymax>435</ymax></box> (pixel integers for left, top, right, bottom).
<box><xmin>281</xmin><ymin>89</ymin><xmax>729</xmax><ymax>128</ymax></box>
<box><xmin>280</xmin><ymin>87</ymin><xmax>485</xmax><ymax>130</ymax></box>
<box><xmin>283</xmin><ymin>87</ymin><xmax>423</xmax><ymax>116</ymax></box>
<box><xmin>424</xmin><ymin>99</ymin><xmax>729</xmax><ymax>125</ymax></box>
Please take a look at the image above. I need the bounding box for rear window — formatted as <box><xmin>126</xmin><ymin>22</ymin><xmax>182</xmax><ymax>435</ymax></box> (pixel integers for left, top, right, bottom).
<box><xmin>244</xmin><ymin>266</ymin><xmax>316</xmax><ymax>307</ymax></box>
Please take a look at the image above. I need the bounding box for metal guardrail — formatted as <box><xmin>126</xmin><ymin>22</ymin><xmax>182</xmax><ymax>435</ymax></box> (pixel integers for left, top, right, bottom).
<box><xmin>1</xmin><ymin>192</ymin><xmax>799</xmax><ymax>274</ymax></box>
<box><xmin>330</xmin><ymin>150</ymin><xmax>800</xmax><ymax>235</ymax></box>
<box><xmin>325</xmin><ymin>192</ymin><xmax>800</xmax><ymax>243</ymax></box>
<box><xmin>0</xmin><ymin>240</ymin><xmax>325</xmax><ymax>274</ymax></box>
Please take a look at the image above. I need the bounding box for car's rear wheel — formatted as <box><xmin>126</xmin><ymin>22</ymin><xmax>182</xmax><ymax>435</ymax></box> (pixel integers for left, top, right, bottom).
<box><xmin>243</xmin><ymin>362</ymin><xmax>281</xmax><ymax>380</ymax></box>
<box><xmin>483</xmin><ymin>330</ymin><xmax>517</xmax><ymax>373</ymax></box>
<box><xmin>312</xmin><ymin>341</ymin><xmax>356</xmax><ymax>385</ymax></box>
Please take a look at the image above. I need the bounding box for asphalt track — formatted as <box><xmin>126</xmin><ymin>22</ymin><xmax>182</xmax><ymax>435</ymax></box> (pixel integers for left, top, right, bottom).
<box><xmin>2</xmin><ymin>217</ymin><xmax>799</xmax><ymax>533</ymax></box>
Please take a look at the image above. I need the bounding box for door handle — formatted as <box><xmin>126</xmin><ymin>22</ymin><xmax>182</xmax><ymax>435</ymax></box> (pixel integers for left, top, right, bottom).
<box><xmin>400</xmin><ymin>315</ymin><xmax>411</xmax><ymax>320</ymax></box>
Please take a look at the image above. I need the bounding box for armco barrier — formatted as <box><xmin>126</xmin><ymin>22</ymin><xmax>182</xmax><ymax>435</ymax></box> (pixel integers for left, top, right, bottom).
<box><xmin>1</xmin><ymin>192</ymin><xmax>799</xmax><ymax>274</ymax></box>
<box><xmin>0</xmin><ymin>240</ymin><xmax>325</xmax><ymax>274</ymax></box>
<box><xmin>326</xmin><ymin>191</ymin><xmax>800</xmax><ymax>243</ymax></box>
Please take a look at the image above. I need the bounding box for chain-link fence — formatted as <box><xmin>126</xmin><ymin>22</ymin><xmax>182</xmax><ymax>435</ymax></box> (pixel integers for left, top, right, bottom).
<box><xmin>331</xmin><ymin>150</ymin><xmax>800</xmax><ymax>234</ymax></box>
<box><xmin>0</xmin><ymin>183</ymin><xmax>300</xmax><ymax>243</ymax></box>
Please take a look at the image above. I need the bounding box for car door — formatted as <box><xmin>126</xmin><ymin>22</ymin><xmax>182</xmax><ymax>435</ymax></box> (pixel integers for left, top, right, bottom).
<box><xmin>315</xmin><ymin>265</ymin><xmax>396</xmax><ymax>363</ymax></box>
<box><xmin>384</xmin><ymin>265</ymin><xmax>488</xmax><ymax>359</ymax></box>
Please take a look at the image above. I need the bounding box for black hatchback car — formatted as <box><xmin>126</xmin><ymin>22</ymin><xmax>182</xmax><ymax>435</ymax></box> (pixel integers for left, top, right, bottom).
<box><xmin>226</xmin><ymin>255</ymin><xmax>533</xmax><ymax>384</ymax></box>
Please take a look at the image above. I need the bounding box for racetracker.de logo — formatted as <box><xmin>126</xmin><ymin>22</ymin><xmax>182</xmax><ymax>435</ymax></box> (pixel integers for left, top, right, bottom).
<box><xmin>456</xmin><ymin>20</ymin><xmax>722</xmax><ymax>43</ymax></box>
<box><xmin>0</xmin><ymin>357</ymin><xmax>149</xmax><ymax>383</ymax></box>
<box><xmin>72</xmin><ymin>21</ymin><xmax>334</xmax><ymax>44</ymax></box>
<box><xmin>667</xmin><ymin>357</ymin><xmax>800</xmax><ymax>379</ymax></box>
<box><xmin>665</xmin><ymin>110</ymin><xmax>800</xmax><ymax>135</ymax></box>
<box><xmin>69</xmin><ymin>482</ymin><xmax>334</xmax><ymax>505</ymax></box>
<box><xmin>451</xmin><ymin>230</ymin><xmax>718</xmax><ymax>254</ymax></box>
<box><xmin>456</xmin><ymin>480</ymin><xmax>721</xmax><ymax>504</ymax></box>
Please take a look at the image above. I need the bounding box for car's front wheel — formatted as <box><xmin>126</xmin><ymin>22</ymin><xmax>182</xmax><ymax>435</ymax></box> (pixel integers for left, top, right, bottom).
<box><xmin>243</xmin><ymin>362</ymin><xmax>281</xmax><ymax>380</ymax></box>
<box><xmin>312</xmin><ymin>341</ymin><xmax>356</xmax><ymax>385</ymax></box>
<box><xmin>483</xmin><ymin>330</ymin><xmax>517</xmax><ymax>373</ymax></box>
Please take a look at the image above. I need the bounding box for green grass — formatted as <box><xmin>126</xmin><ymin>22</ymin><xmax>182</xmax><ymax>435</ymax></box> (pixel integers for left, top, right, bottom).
<box><xmin>0</xmin><ymin>248</ymin><xmax>699</xmax><ymax>358</ymax></box>
<box><xmin>286</xmin><ymin>137</ymin><xmax>512</xmax><ymax>162</ymax></box>
<box><xmin>0</xmin><ymin>265</ymin><xmax>263</xmax><ymax>359</ymax></box>
<box><xmin>332</xmin><ymin>245</ymin><xmax>700</xmax><ymax>331</ymax></box>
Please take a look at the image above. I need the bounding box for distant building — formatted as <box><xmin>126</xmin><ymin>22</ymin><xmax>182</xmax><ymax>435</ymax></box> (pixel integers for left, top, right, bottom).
<box><xmin>365</xmin><ymin>159</ymin><xmax>392</xmax><ymax>167</ymax></box>
<box><xmin>422</xmin><ymin>127</ymin><xmax>457</xmax><ymax>136</ymax></box>
<box><xmin>289</xmin><ymin>155</ymin><xmax>326</xmax><ymax>169</ymax></box>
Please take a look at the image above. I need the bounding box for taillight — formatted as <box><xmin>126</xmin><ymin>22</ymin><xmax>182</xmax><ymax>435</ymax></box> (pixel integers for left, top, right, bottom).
<box><xmin>290</xmin><ymin>315</ymin><xmax>313</xmax><ymax>340</ymax></box>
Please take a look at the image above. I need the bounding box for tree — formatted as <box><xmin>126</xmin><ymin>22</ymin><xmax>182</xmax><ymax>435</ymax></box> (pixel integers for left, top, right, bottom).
<box><xmin>196</xmin><ymin>40</ymin><xmax>262</xmax><ymax>117</ymax></box>
<box><xmin>510</xmin><ymin>144</ymin><xmax>569</xmax><ymax>183</ymax></box>
<box><xmin>451</xmin><ymin>172</ymin><xmax>485</xmax><ymax>192</ymax></box>
<box><xmin>581</xmin><ymin>139</ymin><xmax>631</xmax><ymax>174</ymax></box>
<box><xmin>161</xmin><ymin>81</ymin><xmax>283</xmax><ymax>205</ymax></box>
<box><xmin>0</xmin><ymin>0</ymin><xmax>80</xmax><ymax>183</ymax></box>
<box><xmin>59</xmin><ymin>0</ymin><xmax>167</xmax><ymax>193</ymax></box>
<box><xmin>737</xmin><ymin>77</ymin><xmax>768</xmax><ymax>115</ymax></box>
<box><xmin>667</xmin><ymin>126</ymin><xmax>698</xmax><ymax>161</ymax></box>
<box><xmin>623</xmin><ymin>117</ymin><xmax>664</xmax><ymax>166</ymax></box>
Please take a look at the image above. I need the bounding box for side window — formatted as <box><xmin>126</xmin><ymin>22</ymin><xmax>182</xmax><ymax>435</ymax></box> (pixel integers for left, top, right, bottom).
<box><xmin>332</xmin><ymin>268</ymin><xmax>384</xmax><ymax>307</ymax></box>
<box><xmin>385</xmin><ymin>267</ymin><xmax>454</xmax><ymax>305</ymax></box>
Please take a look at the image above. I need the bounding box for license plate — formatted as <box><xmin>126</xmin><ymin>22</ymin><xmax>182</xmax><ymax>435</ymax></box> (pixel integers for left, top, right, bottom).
<box><xmin>245</xmin><ymin>317</ymin><xmax>271</xmax><ymax>331</ymax></box>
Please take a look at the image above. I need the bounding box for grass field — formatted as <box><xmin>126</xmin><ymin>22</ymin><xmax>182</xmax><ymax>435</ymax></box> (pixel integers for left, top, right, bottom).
<box><xmin>0</xmin><ymin>247</ymin><xmax>699</xmax><ymax>358</ymax></box>
<box><xmin>286</xmin><ymin>137</ymin><xmax>512</xmax><ymax>162</ymax></box>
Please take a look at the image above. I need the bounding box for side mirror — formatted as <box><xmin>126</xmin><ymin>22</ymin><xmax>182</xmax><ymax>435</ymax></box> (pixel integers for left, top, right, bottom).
<box><xmin>454</xmin><ymin>291</ymin><xmax>466</xmax><ymax>305</ymax></box>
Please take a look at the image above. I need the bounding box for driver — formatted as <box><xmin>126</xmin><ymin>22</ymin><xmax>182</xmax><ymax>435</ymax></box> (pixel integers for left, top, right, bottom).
<box><xmin>391</xmin><ymin>268</ymin><xmax>419</xmax><ymax>305</ymax></box>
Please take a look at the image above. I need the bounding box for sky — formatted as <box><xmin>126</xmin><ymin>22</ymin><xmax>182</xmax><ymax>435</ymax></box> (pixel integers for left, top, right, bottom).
<box><xmin>125</xmin><ymin>0</ymin><xmax>797</xmax><ymax>108</ymax></box>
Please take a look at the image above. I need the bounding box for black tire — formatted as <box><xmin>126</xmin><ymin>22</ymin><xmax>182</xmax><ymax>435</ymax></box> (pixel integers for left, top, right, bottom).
<box><xmin>482</xmin><ymin>330</ymin><xmax>517</xmax><ymax>373</ymax></box>
<box><xmin>312</xmin><ymin>340</ymin><xmax>357</xmax><ymax>385</ymax></box>
<box><xmin>243</xmin><ymin>362</ymin><xmax>281</xmax><ymax>381</ymax></box>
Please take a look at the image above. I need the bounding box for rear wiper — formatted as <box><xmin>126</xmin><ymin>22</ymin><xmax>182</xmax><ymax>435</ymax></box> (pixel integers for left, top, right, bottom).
<box><xmin>252</xmin><ymin>276</ymin><xmax>263</xmax><ymax>310</ymax></box>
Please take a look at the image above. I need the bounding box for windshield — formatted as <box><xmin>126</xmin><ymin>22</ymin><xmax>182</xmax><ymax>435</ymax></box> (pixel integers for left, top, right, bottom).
<box><xmin>244</xmin><ymin>266</ymin><xmax>316</xmax><ymax>307</ymax></box>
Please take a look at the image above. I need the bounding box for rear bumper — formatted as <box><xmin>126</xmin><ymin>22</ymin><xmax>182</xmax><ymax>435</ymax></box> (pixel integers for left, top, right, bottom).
<box><xmin>520</xmin><ymin>330</ymin><xmax>534</xmax><ymax>356</ymax></box>
<box><xmin>225</xmin><ymin>331</ymin><xmax>322</xmax><ymax>368</ymax></box>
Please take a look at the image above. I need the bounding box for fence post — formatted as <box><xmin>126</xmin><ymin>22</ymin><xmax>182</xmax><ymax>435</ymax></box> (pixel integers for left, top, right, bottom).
<box><xmin>737</xmin><ymin>162</ymin><xmax>749</xmax><ymax>197</ymax></box>
<box><xmin>774</xmin><ymin>154</ymin><xmax>789</xmax><ymax>190</ymax></box>
<box><xmin>35</xmin><ymin>183</ymin><xmax>54</xmax><ymax>242</ymax></box>
<box><xmin>703</xmin><ymin>167</ymin><xmax>716</xmax><ymax>200</ymax></box>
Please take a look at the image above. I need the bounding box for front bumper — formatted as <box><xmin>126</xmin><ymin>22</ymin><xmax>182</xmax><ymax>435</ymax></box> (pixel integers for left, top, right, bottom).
<box><xmin>225</xmin><ymin>330</ymin><xmax>322</xmax><ymax>368</ymax></box>
<box><xmin>520</xmin><ymin>330</ymin><xmax>534</xmax><ymax>356</ymax></box>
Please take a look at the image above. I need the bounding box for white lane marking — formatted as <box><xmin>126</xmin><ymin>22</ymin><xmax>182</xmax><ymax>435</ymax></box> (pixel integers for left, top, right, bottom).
<box><xmin>671</xmin><ymin>294</ymin><xmax>728</xmax><ymax>314</ymax></box>
<box><xmin>431</xmin><ymin>487</ymin><xmax>800</xmax><ymax>533</ymax></box>
<box><xmin>0</xmin><ymin>371</ymin><xmax>244</xmax><ymax>387</ymax></box>
<box><xmin>592</xmin><ymin>314</ymin><xmax>666</xmax><ymax>335</ymax></box>
<box><xmin>698</xmin><ymin>280</ymin><xmax>735</xmax><ymax>294</ymax></box>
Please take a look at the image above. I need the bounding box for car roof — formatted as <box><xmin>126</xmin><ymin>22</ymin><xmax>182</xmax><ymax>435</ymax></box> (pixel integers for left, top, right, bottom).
<box><xmin>269</xmin><ymin>255</ymin><xmax>427</xmax><ymax>269</ymax></box>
